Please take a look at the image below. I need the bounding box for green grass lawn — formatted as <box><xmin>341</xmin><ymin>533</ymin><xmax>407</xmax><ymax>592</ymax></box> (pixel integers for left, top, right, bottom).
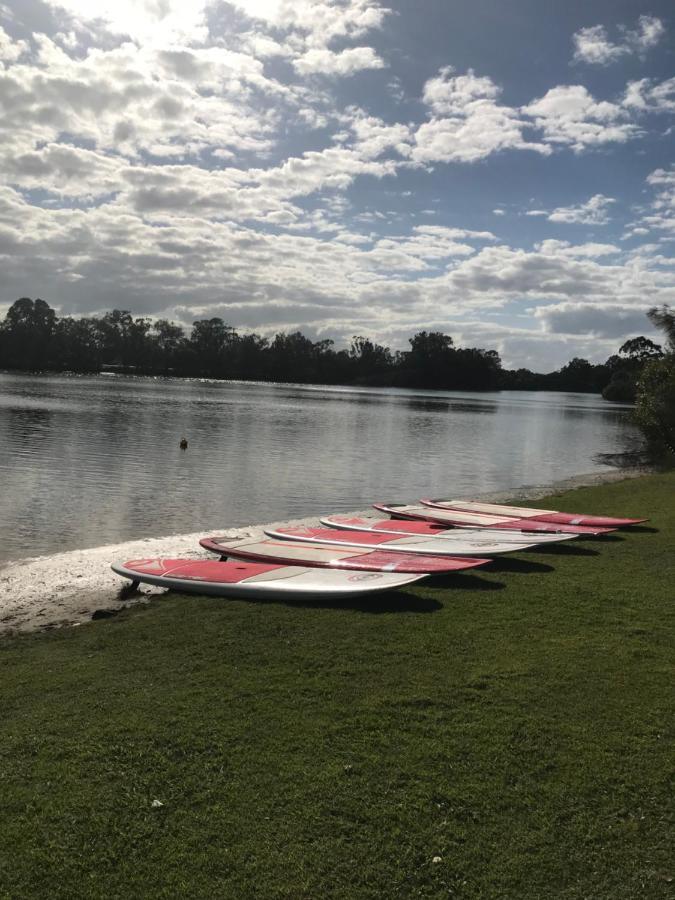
<box><xmin>1</xmin><ymin>473</ymin><xmax>673</xmax><ymax>899</ymax></box>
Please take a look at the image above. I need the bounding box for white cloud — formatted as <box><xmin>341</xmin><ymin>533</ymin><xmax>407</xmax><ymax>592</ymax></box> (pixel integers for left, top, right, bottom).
<box><xmin>534</xmin><ymin>302</ymin><xmax>661</xmax><ymax>339</ymax></box>
<box><xmin>115</xmin><ymin>141</ymin><xmax>402</xmax><ymax>225</ymax></box>
<box><xmin>422</xmin><ymin>67</ymin><xmax>500</xmax><ymax>115</ymax></box>
<box><xmin>229</xmin><ymin>0</ymin><xmax>390</xmax><ymax>79</ymax></box>
<box><xmin>414</xmin><ymin>68</ymin><xmax>550</xmax><ymax>163</ymax></box>
<box><xmin>623</xmin><ymin>76</ymin><xmax>675</xmax><ymax>113</ymax></box>
<box><xmin>230</xmin><ymin>0</ymin><xmax>390</xmax><ymax>44</ymax></box>
<box><xmin>534</xmin><ymin>194</ymin><xmax>616</xmax><ymax>226</ymax></box>
<box><xmin>0</xmin><ymin>36</ymin><xmax>290</xmax><ymax>168</ymax></box>
<box><xmin>632</xmin><ymin>15</ymin><xmax>666</xmax><ymax>50</ymax></box>
<box><xmin>39</xmin><ymin>0</ymin><xmax>391</xmax><ymax>82</ymax></box>
<box><xmin>293</xmin><ymin>45</ymin><xmax>384</xmax><ymax>76</ymax></box>
<box><xmin>633</xmin><ymin>166</ymin><xmax>675</xmax><ymax>236</ymax></box>
<box><xmin>344</xmin><ymin>109</ymin><xmax>412</xmax><ymax>157</ymax></box>
<box><xmin>2</xmin><ymin>142</ymin><xmax>123</xmax><ymax>198</ymax></box>
<box><xmin>535</xmin><ymin>239</ymin><xmax>620</xmax><ymax>257</ymax></box>
<box><xmin>572</xmin><ymin>15</ymin><xmax>665</xmax><ymax>66</ymax></box>
<box><xmin>522</xmin><ymin>85</ymin><xmax>638</xmax><ymax>151</ymax></box>
<box><xmin>549</xmin><ymin>195</ymin><xmax>614</xmax><ymax>226</ymax></box>
<box><xmin>0</xmin><ymin>24</ymin><xmax>27</xmax><ymax>61</ymax></box>
<box><xmin>42</xmin><ymin>0</ymin><xmax>210</xmax><ymax>44</ymax></box>
<box><xmin>572</xmin><ymin>25</ymin><xmax>625</xmax><ymax>66</ymax></box>
<box><xmin>238</xmin><ymin>31</ymin><xmax>292</xmax><ymax>59</ymax></box>
<box><xmin>415</xmin><ymin>68</ymin><xmax>642</xmax><ymax>163</ymax></box>
<box><xmin>647</xmin><ymin>167</ymin><xmax>675</xmax><ymax>190</ymax></box>
<box><xmin>367</xmin><ymin>224</ymin><xmax>496</xmax><ymax>268</ymax></box>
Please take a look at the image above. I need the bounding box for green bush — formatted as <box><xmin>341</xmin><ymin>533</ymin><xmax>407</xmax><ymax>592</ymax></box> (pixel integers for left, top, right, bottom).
<box><xmin>634</xmin><ymin>355</ymin><xmax>675</xmax><ymax>460</ymax></box>
<box><xmin>602</xmin><ymin>370</ymin><xmax>636</xmax><ymax>402</ymax></box>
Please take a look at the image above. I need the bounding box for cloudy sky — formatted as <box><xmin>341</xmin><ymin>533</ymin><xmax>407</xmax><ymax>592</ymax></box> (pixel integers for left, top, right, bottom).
<box><xmin>1</xmin><ymin>0</ymin><xmax>674</xmax><ymax>370</ymax></box>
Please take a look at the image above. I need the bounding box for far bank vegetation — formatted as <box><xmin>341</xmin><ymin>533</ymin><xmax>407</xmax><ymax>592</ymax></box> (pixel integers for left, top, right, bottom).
<box><xmin>0</xmin><ymin>297</ymin><xmax>667</xmax><ymax>398</ymax></box>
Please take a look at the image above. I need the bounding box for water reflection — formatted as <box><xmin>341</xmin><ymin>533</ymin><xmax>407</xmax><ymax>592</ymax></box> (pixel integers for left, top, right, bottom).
<box><xmin>0</xmin><ymin>372</ymin><xmax>640</xmax><ymax>564</ymax></box>
<box><xmin>7</xmin><ymin>407</ymin><xmax>53</xmax><ymax>445</ymax></box>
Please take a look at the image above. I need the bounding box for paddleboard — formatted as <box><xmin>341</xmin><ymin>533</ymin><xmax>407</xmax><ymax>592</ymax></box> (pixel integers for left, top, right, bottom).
<box><xmin>262</xmin><ymin>525</ymin><xmax>551</xmax><ymax>556</ymax></box>
<box><xmin>319</xmin><ymin>515</ymin><xmax>577</xmax><ymax>547</ymax></box>
<box><xmin>372</xmin><ymin>503</ymin><xmax>617</xmax><ymax>535</ymax></box>
<box><xmin>200</xmin><ymin>536</ymin><xmax>489</xmax><ymax>572</ymax></box>
<box><xmin>111</xmin><ymin>559</ymin><xmax>426</xmax><ymax>599</ymax></box>
<box><xmin>421</xmin><ymin>498</ymin><xmax>647</xmax><ymax>528</ymax></box>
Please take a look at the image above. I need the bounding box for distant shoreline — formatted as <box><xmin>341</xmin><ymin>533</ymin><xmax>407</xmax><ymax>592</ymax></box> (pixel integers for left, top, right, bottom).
<box><xmin>0</xmin><ymin>465</ymin><xmax>651</xmax><ymax>637</ymax></box>
<box><xmin>0</xmin><ymin>366</ymin><xmax>623</xmax><ymax>398</ymax></box>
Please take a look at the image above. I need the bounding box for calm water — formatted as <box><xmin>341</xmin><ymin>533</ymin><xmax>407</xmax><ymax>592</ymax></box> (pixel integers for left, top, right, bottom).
<box><xmin>0</xmin><ymin>372</ymin><xmax>640</xmax><ymax>564</ymax></box>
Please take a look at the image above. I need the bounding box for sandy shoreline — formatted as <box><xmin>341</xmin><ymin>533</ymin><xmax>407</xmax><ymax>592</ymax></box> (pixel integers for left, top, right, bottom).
<box><xmin>0</xmin><ymin>466</ymin><xmax>649</xmax><ymax>636</ymax></box>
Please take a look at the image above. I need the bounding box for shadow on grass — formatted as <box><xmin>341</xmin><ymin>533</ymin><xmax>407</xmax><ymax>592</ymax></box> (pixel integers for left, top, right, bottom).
<box><xmin>621</xmin><ymin>525</ymin><xmax>659</xmax><ymax>533</ymax></box>
<box><xmin>481</xmin><ymin>557</ymin><xmax>554</xmax><ymax>574</ymax></box>
<box><xmin>161</xmin><ymin>588</ymin><xmax>443</xmax><ymax>614</ymax></box>
<box><xmin>423</xmin><ymin>573</ymin><xmax>505</xmax><ymax>591</ymax></box>
<box><xmin>529</xmin><ymin>543</ymin><xmax>600</xmax><ymax>557</ymax></box>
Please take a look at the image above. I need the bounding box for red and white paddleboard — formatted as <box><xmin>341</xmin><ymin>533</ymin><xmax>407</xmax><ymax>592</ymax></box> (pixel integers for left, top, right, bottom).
<box><xmin>200</xmin><ymin>536</ymin><xmax>489</xmax><ymax>573</ymax></box>
<box><xmin>421</xmin><ymin>498</ymin><xmax>647</xmax><ymax>528</ymax></box>
<box><xmin>111</xmin><ymin>559</ymin><xmax>426</xmax><ymax>599</ymax></box>
<box><xmin>319</xmin><ymin>515</ymin><xmax>577</xmax><ymax>547</ymax></box>
<box><xmin>262</xmin><ymin>524</ymin><xmax>556</xmax><ymax>556</ymax></box>
<box><xmin>372</xmin><ymin>503</ymin><xmax>617</xmax><ymax>535</ymax></box>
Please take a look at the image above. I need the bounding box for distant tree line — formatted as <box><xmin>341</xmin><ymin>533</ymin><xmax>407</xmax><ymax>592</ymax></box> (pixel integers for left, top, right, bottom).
<box><xmin>0</xmin><ymin>297</ymin><xmax>665</xmax><ymax>397</ymax></box>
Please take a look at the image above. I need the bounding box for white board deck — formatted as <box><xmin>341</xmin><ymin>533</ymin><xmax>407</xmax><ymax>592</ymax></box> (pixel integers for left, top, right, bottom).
<box><xmin>430</xmin><ymin>499</ymin><xmax>557</xmax><ymax>517</ymax></box>
<box><xmin>265</xmin><ymin>526</ymin><xmax>538</xmax><ymax>556</ymax></box>
<box><xmin>374</xmin><ymin>503</ymin><xmax>545</xmax><ymax>529</ymax></box>
<box><xmin>319</xmin><ymin>515</ymin><xmax>575</xmax><ymax>546</ymax></box>
<box><xmin>112</xmin><ymin>559</ymin><xmax>425</xmax><ymax>599</ymax></box>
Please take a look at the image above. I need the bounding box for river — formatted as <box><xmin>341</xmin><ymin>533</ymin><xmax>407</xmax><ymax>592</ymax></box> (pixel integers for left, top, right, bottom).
<box><xmin>0</xmin><ymin>372</ymin><xmax>640</xmax><ymax>564</ymax></box>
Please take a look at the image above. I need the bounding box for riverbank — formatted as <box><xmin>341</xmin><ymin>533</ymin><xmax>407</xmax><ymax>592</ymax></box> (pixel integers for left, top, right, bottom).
<box><xmin>0</xmin><ymin>466</ymin><xmax>650</xmax><ymax>636</ymax></box>
<box><xmin>0</xmin><ymin>471</ymin><xmax>672</xmax><ymax>898</ymax></box>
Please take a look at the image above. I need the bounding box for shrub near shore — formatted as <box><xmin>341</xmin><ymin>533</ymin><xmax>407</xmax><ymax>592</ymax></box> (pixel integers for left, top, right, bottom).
<box><xmin>0</xmin><ymin>472</ymin><xmax>673</xmax><ymax>898</ymax></box>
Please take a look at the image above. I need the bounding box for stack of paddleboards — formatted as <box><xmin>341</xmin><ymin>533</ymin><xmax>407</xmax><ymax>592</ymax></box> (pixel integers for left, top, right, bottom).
<box><xmin>112</xmin><ymin>495</ymin><xmax>646</xmax><ymax>601</ymax></box>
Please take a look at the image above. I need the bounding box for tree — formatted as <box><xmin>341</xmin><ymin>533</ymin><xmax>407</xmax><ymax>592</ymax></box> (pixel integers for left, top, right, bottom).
<box><xmin>408</xmin><ymin>331</ymin><xmax>454</xmax><ymax>361</ymax></box>
<box><xmin>0</xmin><ymin>297</ymin><xmax>57</xmax><ymax>369</ymax></box>
<box><xmin>52</xmin><ymin>317</ymin><xmax>101</xmax><ymax>371</ymax></box>
<box><xmin>150</xmin><ymin>319</ymin><xmax>186</xmax><ymax>372</ymax></box>
<box><xmin>634</xmin><ymin>305</ymin><xmax>675</xmax><ymax>460</ymax></box>
<box><xmin>349</xmin><ymin>336</ymin><xmax>394</xmax><ymax>379</ymax></box>
<box><xmin>93</xmin><ymin>310</ymin><xmax>156</xmax><ymax>369</ymax></box>
<box><xmin>618</xmin><ymin>336</ymin><xmax>663</xmax><ymax>362</ymax></box>
<box><xmin>127</xmin><ymin>317</ymin><xmax>152</xmax><ymax>368</ymax></box>
<box><xmin>603</xmin><ymin>335</ymin><xmax>664</xmax><ymax>402</ymax></box>
<box><xmin>232</xmin><ymin>332</ymin><xmax>268</xmax><ymax>379</ymax></box>
<box><xmin>268</xmin><ymin>331</ymin><xmax>330</xmax><ymax>383</ymax></box>
<box><xmin>7</xmin><ymin>296</ymin><xmax>55</xmax><ymax>330</ymax></box>
<box><xmin>189</xmin><ymin>318</ymin><xmax>236</xmax><ymax>375</ymax></box>
<box><xmin>554</xmin><ymin>357</ymin><xmax>606</xmax><ymax>392</ymax></box>
<box><xmin>634</xmin><ymin>358</ymin><xmax>675</xmax><ymax>457</ymax></box>
<box><xmin>406</xmin><ymin>331</ymin><xmax>455</xmax><ymax>387</ymax></box>
<box><xmin>602</xmin><ymin>370</ymin><xmax>636</xmax><ymax>402</ymax></box>
<box><xmin>647</xmin><ymin>306</ymin><xmax>675</xmax><ymax>351</ymax></box>
<box><xmin>95</xmin><ymin>309</ymin><xmax>134</xmax><ymax>365</ymax></box>
<box><xmin>452</xmin><ymin>347</ymin><xmax>502</xmax><ymax>389</ymax></box>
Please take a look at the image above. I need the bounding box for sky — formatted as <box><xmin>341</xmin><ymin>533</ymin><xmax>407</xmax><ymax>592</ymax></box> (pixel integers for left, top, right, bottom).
<box><xmin>0</xmin><ymin>0</ymin><xmax>674</xmax><ymax>371</ymax></box>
